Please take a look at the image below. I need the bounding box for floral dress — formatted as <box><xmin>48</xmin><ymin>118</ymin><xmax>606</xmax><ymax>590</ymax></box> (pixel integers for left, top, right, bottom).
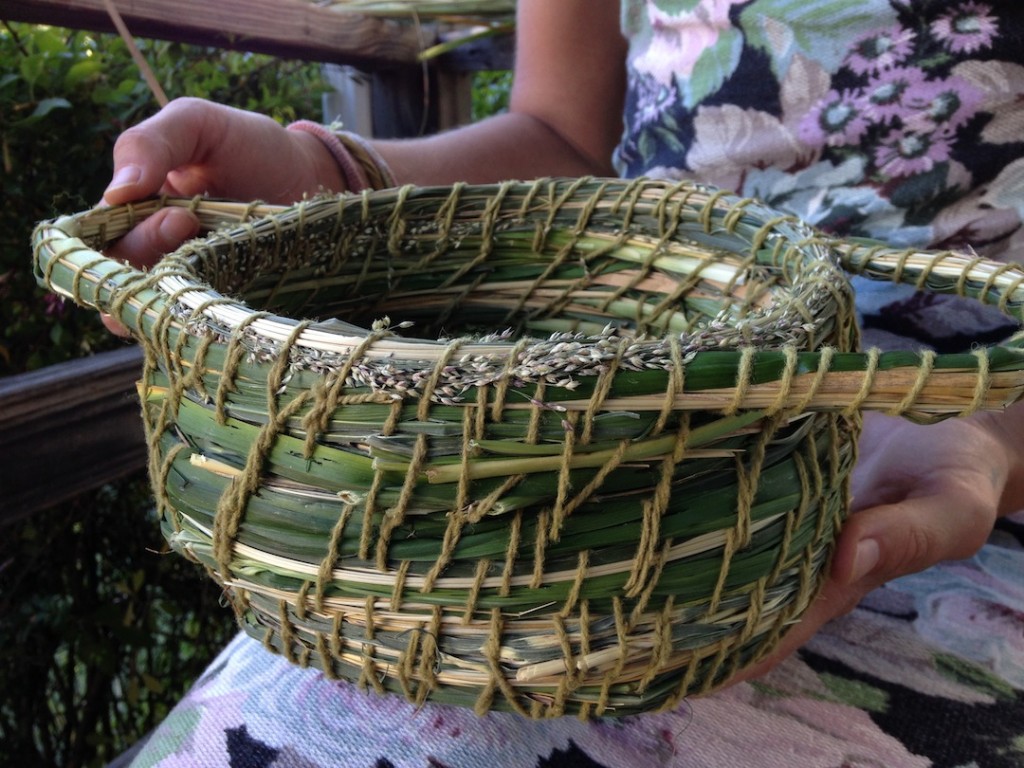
<box><xmin>127</xmin><ymin>2</ymin><xmax>1024</xmax><ymax>766</ymax></box>
<box><xmin>615</xmin><ymin>0</ymin><xmax>1024</xmax><ymax>350</ymax></box>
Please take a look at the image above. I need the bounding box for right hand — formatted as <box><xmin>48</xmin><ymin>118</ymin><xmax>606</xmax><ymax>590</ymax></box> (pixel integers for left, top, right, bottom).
<box><xmin>100</xmin><ymin>97</ymin><xmax>345</xmax><ymax>335</ymax></box>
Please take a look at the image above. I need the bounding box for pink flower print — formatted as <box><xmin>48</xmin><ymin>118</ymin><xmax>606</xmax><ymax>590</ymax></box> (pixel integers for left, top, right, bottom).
<box><xmin>905</xmin><ymin>75</ymin><xmax>984</xmax><ymax>132</ymax></box>
<box><xmin>932</xmin><ymin>1</ymin><xmax>999</xmax><ymax>54</ymax></box>
<box><xmin>863</xmin><ymin>66</ymin><xmax>927</xmax><ymax>124</ymax></box>
<box><xmin>634</xmin><ymin>0</ymin><xmax>747</xmax><ymax>84</ymax></box>
<box><xmin>846</xmin><ymin>25</ymin><xmax>917</xmax><ymax>76</ymax></box>
<box><xmin>682</xmin><ymin>674</ymin><xmax>932</xmax><ymax>768</ymax></box>
<box><xmin>799</xmin><ymin>89</ymin><xmax>871</xmax><ymax>148</ymax></box>
<box><xmin>874</xmin><ymin>127</ymin><xmax>953</xmax><ymax>177</ymax></box>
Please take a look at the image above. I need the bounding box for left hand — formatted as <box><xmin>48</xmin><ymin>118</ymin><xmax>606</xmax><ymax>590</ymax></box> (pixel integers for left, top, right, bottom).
<box><xmin>734</xmin><ymin>405</ymin><xmax>1024</xmax><ymax>683</ymax></box>
<box><xmin>98</xmin><ymin>207</ymin><xmax>201</xmax><ymax>336</ymax></box>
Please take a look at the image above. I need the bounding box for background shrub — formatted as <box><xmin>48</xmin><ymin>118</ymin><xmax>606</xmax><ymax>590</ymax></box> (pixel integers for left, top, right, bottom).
<box><xmin>0</xmin><ymin>22</ymin><xmax>327</xmax><ymax>767</ymax></box>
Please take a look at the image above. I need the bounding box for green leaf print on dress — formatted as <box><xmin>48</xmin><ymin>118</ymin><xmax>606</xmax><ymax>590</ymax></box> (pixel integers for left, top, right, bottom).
<box><xmin>651</xmin><ymin>0</ymin><xmax>708</xmax><ymax>13</ymax></box>
<box><xmin>740</xmin><ymin>0</ymin><xmax>898</xmax><ymax>78</ymax></box>
<box><xmin>686</xmin><ymin>26</ymin><xmax>744</xmax><ymax>107</ymax></box>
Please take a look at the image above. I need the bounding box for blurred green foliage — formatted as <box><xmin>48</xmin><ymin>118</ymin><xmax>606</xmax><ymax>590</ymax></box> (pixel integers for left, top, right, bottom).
<box><xmin>0</xmin><ymin>21</ymin><xmax>328</xmax><ymax>767</ymax></box>
<box><xmin>1</xmin><ymin>480</ymin><xmax>236</xmax><ymax>767</ymax></box>
<box><xmin>0</xmin><ymin>21</ymin><xmax>327</xmax><ymax>376</ymax></box>
<box><xmin>472</xmin><ymin>69</ymin><xmax>512</xmax><ymax>121</ymax></box>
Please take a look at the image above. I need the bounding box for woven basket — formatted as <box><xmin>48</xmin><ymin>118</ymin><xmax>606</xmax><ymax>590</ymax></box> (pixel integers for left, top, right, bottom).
<box><xmin>32</xmin><ymin>178</ymin><xmax>1024</xmax><ymax>718</ymax></box>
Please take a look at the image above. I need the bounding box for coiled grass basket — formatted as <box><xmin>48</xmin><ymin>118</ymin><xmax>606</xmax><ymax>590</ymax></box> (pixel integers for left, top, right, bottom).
<box><xmin>33</xmin><ymin>178</ymin><xmax>1024</xmax><ymax>718</ymax></box>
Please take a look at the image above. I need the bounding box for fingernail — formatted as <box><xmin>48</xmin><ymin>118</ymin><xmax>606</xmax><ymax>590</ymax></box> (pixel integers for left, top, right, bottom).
<box><xmin>850</xmin><ymin>538</ymin><xmax>881</xmax><ymax>583</ymax></box>
<box><xmin>106</xmin><ymin>164</ymin><xmax>142</xmax><ymax>193</ymax></box>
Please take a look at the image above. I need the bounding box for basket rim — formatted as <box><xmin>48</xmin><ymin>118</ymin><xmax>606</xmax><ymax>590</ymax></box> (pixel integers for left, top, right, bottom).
<box><xmin>44</xmin><ymin>177</ymin><xmax>848</xmax><ymax>363</ymax></box>
<box><xmin>32</xmin><ymin>178</ymin><xmax>1024</xmax><ymax>418</ymax></box>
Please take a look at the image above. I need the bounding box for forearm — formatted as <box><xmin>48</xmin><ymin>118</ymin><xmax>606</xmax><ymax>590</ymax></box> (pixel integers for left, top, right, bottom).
<box><xmin>373</xmin><ymin>111</ymin><xmax>618</xmax><ymax>186</ymax></box>
<box><xmin>103</xmin><ymin>0</ymin><xmax>625</xmax><ymax>203</ymax></box>
<box><xmin>371</xmin><ymin>0</ymin><xmax>625</xmax><ymax>187</ymax></box>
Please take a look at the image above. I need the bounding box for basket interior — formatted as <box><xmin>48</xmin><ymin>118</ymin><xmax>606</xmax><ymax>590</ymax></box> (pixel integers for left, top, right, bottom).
<box><xmin>172</xmin><ymin>187</ymin><xmax>846</xmax><ymax>352</ymax></box>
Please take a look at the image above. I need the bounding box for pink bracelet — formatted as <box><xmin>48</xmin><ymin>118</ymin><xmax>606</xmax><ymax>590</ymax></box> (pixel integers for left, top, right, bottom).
<box><xmin>287</xmin><ymin>120</ymin><xmax>371</xmax><ymax>193</ymax></box>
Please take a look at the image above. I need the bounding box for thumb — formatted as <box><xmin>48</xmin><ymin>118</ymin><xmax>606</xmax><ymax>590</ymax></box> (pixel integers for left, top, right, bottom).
<box><xmin>728</xmin><ymin>485</ymin><xmax>997</xmax><ymax>686</ymax></box>
<box><xmin>728</xmin><ymin>464</ymin><xmax>1001</xmax><ymax>687</ymax></box>
<box><xmin>103</xmin><ymin>127</ymin><xmax>183</xmax><ymax>205</ymax></box>
<box><xmin>832</xmin><ymin>488</ymin><xmax>996</xmax><ymax>589</ymax></box>
<box><xmin>106</xmin><ymin>206</ymin><xmax>200</xmax><ymax>271</ymax></box>
<box><xmin>102</xmin><ymin>98</ymin><xmax>213</xmax><ymax>205</ymax></box>
<box><xmin>100</xmin><ymin>207</ymin><xmax>200</xmax><ymax>337</ymax></box>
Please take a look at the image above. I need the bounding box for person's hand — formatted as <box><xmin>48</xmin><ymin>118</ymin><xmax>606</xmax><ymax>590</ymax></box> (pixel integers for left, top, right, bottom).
<box><xmin>735</xmin><ymin>405</ymin><xmax>1024</xmax><ymax>683</ymax></box>
<box><xmin>103</xmin><ymin>97</ymin><xmax>344</xmax><ymax>208</ymax></box>
<box><xmin>98</xmin><ymin>207</ymin><xmax>200</xmax><ymax>336</ymax></box>
<box><xmin>98</xmin><ymin>98</ymin><xmax>346</xmax><ymax>336</ymax></box>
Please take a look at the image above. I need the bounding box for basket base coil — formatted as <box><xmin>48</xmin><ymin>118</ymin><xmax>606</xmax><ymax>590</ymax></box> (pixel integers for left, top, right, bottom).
<box><xmin>162</xmin><ymin>408</ymin><xmax>854</xmax><ymax>717</ymax></box>
<box><xmin>36</xmin><ymin>178</ymin><xmax>892</xmax><ymax>717</ymax></box>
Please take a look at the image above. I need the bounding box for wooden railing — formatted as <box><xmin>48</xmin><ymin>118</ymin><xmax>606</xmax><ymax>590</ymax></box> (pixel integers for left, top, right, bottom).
<box><xmin>0</xmin><ymin>347</ymin><xmax>147</xmax><ymax>524</ymax></box>
<box><xmin>2</xmin><ymin>1</ymin><xmax>513</xmax><ymax>137</ymax></box>
<box><xmin>5</xmin><ymin>0</ymin><xmax>433</xmax><ymax>68</ymax></box>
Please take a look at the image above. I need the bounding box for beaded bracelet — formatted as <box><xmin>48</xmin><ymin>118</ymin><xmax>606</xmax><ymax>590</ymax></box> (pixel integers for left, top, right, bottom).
<box><xmin>286</xmin><ymin>120</ymin><xmax>397</xmax><ymax>192</ymax></box>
